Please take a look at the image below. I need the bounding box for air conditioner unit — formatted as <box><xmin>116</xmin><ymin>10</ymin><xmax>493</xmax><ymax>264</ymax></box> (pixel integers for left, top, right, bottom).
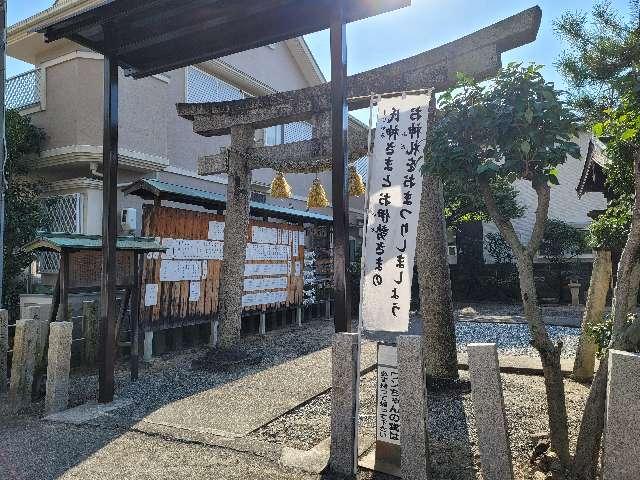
<box><xmin>121</xmin><ymin>208</ymin><xmax>137</xmax><ymax>234</ymax></box>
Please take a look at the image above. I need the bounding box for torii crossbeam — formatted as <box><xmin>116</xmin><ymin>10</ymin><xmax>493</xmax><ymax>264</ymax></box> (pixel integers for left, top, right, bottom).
<box><xmin>177</xmin><ymin>6</ymin><xmax>542</xmax><ymax>349</ymax></box>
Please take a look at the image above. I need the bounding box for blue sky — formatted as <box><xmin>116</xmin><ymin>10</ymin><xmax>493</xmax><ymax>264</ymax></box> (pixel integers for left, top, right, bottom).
<box><xmin>8</xmin><ymin>1</ymin><xmax>634</xmax><ymax>92</ymax></box>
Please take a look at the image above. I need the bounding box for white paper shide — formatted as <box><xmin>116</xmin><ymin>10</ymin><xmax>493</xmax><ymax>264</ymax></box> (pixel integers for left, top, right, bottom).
<box><xmin>361</xmin><ymin>92</ymin><xmax>430</xmax><ymax>332</ymax></box>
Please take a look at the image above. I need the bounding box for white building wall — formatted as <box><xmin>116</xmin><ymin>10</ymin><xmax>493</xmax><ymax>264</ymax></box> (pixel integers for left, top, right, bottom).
<box><xmin>483</xmin><ymin>132</ymin><xmax>607</xmax><ymax>263</ymax></box>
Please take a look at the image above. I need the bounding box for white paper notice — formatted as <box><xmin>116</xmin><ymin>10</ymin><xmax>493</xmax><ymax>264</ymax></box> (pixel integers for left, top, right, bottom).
<box><xmin>361</xmin><ymin>92</ymin><xmax>431</xmax><ymax>332</ymax></box>
<box><xmin>208</xmin><ymin>221</ymin><xmax>225</xmax><ymax>241</ymax></box>
<box><xmin>189</xmin><ymin>281</ymin><xmax>201</xmax><ymax>302</ymax></box>
<box><xmin>159</xmin><ymin>260</ymin><xmax>202</xmax><ymax>281</ymax></box>
<box><xmin>244</xmin><ymin>263</ymin><xmax>289</xmax><ymax>277</ymax></box>
<box><xmin>144</xmin><ymin>284</ymin><xmax>159</xmax><ymax>306</ymax></box>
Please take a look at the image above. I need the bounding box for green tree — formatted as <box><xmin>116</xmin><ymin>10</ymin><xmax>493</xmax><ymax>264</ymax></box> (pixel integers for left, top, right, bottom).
<box><xmin>554</xmin><ymin>1</ymin><xmax>640</xmax><ymax>125</ymax></box>
<box><xmin>3</xmin><ymin>110</ymin><xmax>46</xmax><ymax>317</ymax></box>
<box><xmin>424</xmin><ymin>63</ymin><xmax>580</xmax><ymax>468</ymax></box>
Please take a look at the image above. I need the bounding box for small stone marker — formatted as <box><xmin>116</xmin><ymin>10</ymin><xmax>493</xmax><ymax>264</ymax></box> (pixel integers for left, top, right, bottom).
<box><xmin>0</xmin><ymin>309</ymin><xmax>8</xmax><ymax>394</ymax></box>
<box><xmin>259</xmin><ymin>312</ymin><xmax>266</xmax><ymax>335</ymax></box>
<box><xmin>45</xmin><ymin>321</ymin><xmax>73</xmax><ymax>414</ymax></box>
<box><xmin>603</xmin><ymin>349</ymin><xmax>640</xmax><ymax>480</ymax></box>
<box><xmin>399</xmin><ymin>335</ymin><xmax>429</xmax><ymax>480</ymax></box>
<box><xmin>468</xmin><ymin>343</ymin><xmax>513</xmax><ymax>480</ymax></box>
<box><xmin>143</xmin><ymin>331</ymin><xmax>154</xmax><ymax>362</ymax></box>
<box><xmin>8</xmin><ymin>319</ymin><xmax>39</xmax><ymax>412</ymax></box>
<box><xmin>329</xmin><ymin>332</ymin><xmax>360</xmax><ymax>476</ymax></box>
<box><xmin>296</xmin><ymin>306</ymin><xmax>303</xmax><ymax>327</ymax></box>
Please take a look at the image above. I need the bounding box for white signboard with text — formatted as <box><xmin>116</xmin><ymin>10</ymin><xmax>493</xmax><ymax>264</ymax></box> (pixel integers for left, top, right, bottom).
<box><xmin>361</xmin><ymin>92</ymin><xmax>431</xmax><ymax>332</ymax></box>
<box><xmin>376</xmin><ymin>344</ymin><xmax>400</xmax><ymax>445</ymax></box>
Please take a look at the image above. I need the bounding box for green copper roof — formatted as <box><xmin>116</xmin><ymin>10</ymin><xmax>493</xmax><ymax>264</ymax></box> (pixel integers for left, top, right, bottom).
<box><xmin>22</xmin><ymin>233</ymin><xmax>166</xmax><ymax>253</ymax></box>
<box><xmin>124</xmin><ymin>178</ymin><xmax>333</xmax><ymax>224</ymax></box>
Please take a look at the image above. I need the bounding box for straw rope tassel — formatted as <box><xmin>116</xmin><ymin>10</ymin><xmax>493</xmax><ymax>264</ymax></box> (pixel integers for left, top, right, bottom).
<box><xmin>270</xmin><ymin>171</ymin><xmax>292</xmax><ymax>199</ymax></box>
<box><xmin>307</xmin><ymin>176</ymin><xmax>330</xmax><ymax>208</ymax></box>
<box><xmin>348</xmin><ymin>165</ymin><xmax>366</xmax><ymax>197</ymax></box>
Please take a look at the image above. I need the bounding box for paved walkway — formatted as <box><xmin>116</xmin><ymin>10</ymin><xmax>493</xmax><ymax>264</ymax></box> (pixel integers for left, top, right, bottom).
<box><xmin>49</xmin><ymin>340</ymin><xmax>377</xmax><ymax>440</ymax></box>
<box><xmin>138</xmin><ymin>342</ymin><xmax>376</xmax><ymax>437</ymax></box>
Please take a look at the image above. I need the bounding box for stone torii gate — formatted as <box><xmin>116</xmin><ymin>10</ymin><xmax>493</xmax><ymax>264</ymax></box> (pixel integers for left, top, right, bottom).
<box><xmin>178</xmin><ymin>6</ymin><xmax>542</xmax><ymax>351</ymax></box>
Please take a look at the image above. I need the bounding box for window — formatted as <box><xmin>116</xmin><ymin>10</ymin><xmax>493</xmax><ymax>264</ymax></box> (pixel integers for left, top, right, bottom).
<box><xmin>185</xmin><ymin>67</ymin><xmax>244</xmax><ymax>103</ymax></box>
<box><xmin>251</xmin><ymin>191</ymin><xmax>267</xmax><ymax>203</ymax></box>
<box><xmin>38</xmin><ymin>193</ymin><xmax>82</xmax><ymax>273</ymax></box>
<box><xmin>264</xmin><ymin>122</ymin><xmax>313</xmax><ymax>146</ymax></box>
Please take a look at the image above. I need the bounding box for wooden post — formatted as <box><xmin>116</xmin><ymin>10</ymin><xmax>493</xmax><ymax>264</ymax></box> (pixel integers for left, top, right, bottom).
<box><xmin>330</xmin><ymin>1</ymin><xmax>350</xmax><ymax>333</ymax></box>
<box><xmin>130</xmin><ymin>253</ymin><xmax>141</xmax><ymax>380</ymax></box>
<box><xmin>59</xmin><ymin>250</ymin><xmax>69</xmax><ymax>321</ymax></box>
<box><xmin>99</xmin><ymin>52</ymin><xmax>119</xmax><ymax>404</ymax></box>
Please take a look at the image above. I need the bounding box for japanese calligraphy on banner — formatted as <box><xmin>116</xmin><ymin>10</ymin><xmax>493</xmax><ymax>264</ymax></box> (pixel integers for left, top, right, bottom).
<box><xmin>361</xmin><ymin>91</ymin><xmax>431</xmax><ymax>332</ymax></box>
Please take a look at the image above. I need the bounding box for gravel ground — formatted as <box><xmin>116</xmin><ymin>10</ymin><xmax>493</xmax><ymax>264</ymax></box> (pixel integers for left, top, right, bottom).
<box><xmin>454</xmin><ymin>322</ymin><xmax>580</xmax><ymax>358</ymax></box>
<box><xmin>254</xmin><ymin>370</ymin><xmax>591</xmax><ymax>480</ymax></box>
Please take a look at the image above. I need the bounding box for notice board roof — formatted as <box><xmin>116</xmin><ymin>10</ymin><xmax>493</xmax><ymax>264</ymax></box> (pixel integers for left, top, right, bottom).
<box><xmin>22</xmin><ymin>233</ymin><xmax>166</xmax><ymax>253</ymax></box>
<box><xmin>124</xmin><ymin>178</ymin><xmax>333</xmax><ymax>224</ymax></box>
<box><xmin>38</xmin><ymin>0</ymin><xmax>410</xmax><ymax>79</ymax></box>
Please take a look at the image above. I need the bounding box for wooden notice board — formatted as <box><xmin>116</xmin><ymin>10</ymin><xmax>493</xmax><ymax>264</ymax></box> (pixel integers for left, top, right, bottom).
<box><xmin>140</xmin><ymin>205</ymin><xmax>304</xmax><ymax>331</ymax></box>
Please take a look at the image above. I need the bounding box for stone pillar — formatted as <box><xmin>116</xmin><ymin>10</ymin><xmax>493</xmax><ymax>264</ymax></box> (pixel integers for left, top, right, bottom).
<box><xmin>296</xmin><ymin>307</ymin><xmax>303</xmax><ymax>327</ymax></box>
<box><xmin>398</xmin><ymin>335</ymin><xmax>429</xmax><ymax>480</ymax></box>
<box><xmin>329</xmin><ymin>332</ymin><xmax>360</xmax><ymax>476</ymax></box>
<box><xmin>25</xmin><ymin>306</ymin><xmax>48</xmax><ymax>369</ymax></box>
<box><xmin>468</xmin><ymin>343</ymin><xmax>513</xmax><ymax>480</ymax></box>
<box><xmin>569</xmin><ymin>281</ymin><xmax>581</xmax><ymax>306</ymax></box>
<box><xmin>573</xmin><ymin>250</ymin><xmax>611</xmax><ymax>381</ymax></box>
<box><xmin>0</xmin><ymin>309</ymin><xmax>8</xmax><ymax>394</ymax></box>
<box><xmin>45</xmin><ymin>322</ymin><xmax>73</xmax><ymax>414</ymax></box>
<box><xmin>210</xmin><ymin>320</ymin><xmax>219</xmax><ymax>348</ymax></box>
<box><xmin>416</xmin><ymin>174</ymin><xmax>458</xmax><ymax>379</ymax></box>
<box><xmin>603</xmin><ymin>350</ymin><xmax>640</xmax><ymax>480</ymax></box>
<box><xmin>259</xmin><ymin>312</ymin><xmax>266</xmax><ymax>335</ymax></box>
<box><xmin>218</xmin><ymin>125</ymin><xmax>254</xmax><ymax>349</ymax></box>
<box><xmin>325</xmin><ymin>300</ymin><xmax>331</xmax><ymax>320</ymax></box>
<box><xmin>8</xmin><ymin>319</ymin><xmax>38</xmax><ymax>411</ymax></box>
<box><xmin>143</xmin><ymin>331</ymin><xmax>154</xmax><ymax>362</ymax></box>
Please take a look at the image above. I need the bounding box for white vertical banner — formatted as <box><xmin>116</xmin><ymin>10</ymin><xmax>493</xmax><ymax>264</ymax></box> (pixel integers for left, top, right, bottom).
<box><xmin>361</xmin><ymin>91</ymin><xmax>431</xmax><ymax>332</ymax></box>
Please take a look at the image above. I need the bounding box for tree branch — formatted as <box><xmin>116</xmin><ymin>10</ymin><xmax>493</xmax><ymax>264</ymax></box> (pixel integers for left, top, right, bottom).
<box><xmin>478</xmin><ymin>178</ymin><xmax>525</xmax><ymax>258</ymax></box>
<box><xmin>527</xmin><ymin>181</ymin><xmax>551</xmax><ymax>257</ymax></box>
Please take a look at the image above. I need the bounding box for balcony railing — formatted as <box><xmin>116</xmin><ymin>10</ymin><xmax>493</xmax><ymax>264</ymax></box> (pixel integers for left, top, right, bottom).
<box><xmin>6</xmin><ymin>69</ymin><xmax>41</xmax><ymax>111</ymax></box>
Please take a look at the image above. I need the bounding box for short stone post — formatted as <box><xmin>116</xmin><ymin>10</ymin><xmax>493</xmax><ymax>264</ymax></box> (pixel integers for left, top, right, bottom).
<box><xmin>603</xmin><ymin>350</ymin><xmax>640</xmax><ymax>480</ymax></box>
<box><xmin>569</xmin><ymin>281</ymin><xmax>581</xmax><ymax>306</ymax></box>
<box><xmin>296</xmin><ymin>306</ymin><xmax>303</xmax><ymax>327</ymax></box>
<box><xmin>399</xmin><ymin>335</ymin><xmax>429</xmax><ymax>480</ymax></box>
<box><xmin>468</xmin><ymin>343</ymin><xmax>514</xmax><ymax>480</ymax></box>
<box><xmin>210</xmin><ymin>320</ymin><xmax>219</xmax><ymax>347</ymax></box>
<box><xmin>325</xmin><ymin>300</ymin><xmax>332</xmax><ymax>320</ymax></box>
<box><xmin>143</xmin><ymin>331</ymin><xmax>154</xmax><ymax>362</ymax></box>
<box><xmin>8</xmin><ymin>319</ymin><xmax>38</xmax><ymax>412</ymax></box>
<box><xmin>0</xmin><ymin>309</ymin><xmax>8</xmax><ymax>394</ymax></box>
<box><xmin>45</xmin><ymin>322</ymin><xmax>73</xmax><ymax>414</ymax></box>
<box><xmin>259</xmin><ymin>312</ymin><xmax>266</xmax><ymax>335</ymax></box>
<box><xmin>329</xmin><ymin>332</ymin><xmax>360</xmax><ymax>476</ymax></box>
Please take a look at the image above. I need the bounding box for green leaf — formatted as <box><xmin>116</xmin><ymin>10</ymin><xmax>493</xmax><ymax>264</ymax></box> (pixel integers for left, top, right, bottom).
<box><xmin>620</xmin><ymin>128</ymin><xmax>637</xmax><ymax>141</ymax></box>
<box><xmin>548</xmin><ymin>173</ymin><xmax>560</xmax><ymax>185</ymax></box>
<box><xmin>593</xmin><ymin>123</ymin><xmax>604</xmax><ymax>137</ymax></box>
<box><xmin>520</xmin><ymin>141</ymin><xmax>531</xmax><ymax>155</ymax></box>
<box><xmin>524</xmin><ymin>107</ymin><xmax>533</xmax><ymax>123</ymax></box>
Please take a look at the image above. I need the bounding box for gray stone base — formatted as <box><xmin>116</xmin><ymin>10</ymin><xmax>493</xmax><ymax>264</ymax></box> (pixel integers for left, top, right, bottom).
<box><xmin>45</xmin><ymin>398</ymin><xmax>134</xmax><ymax>425</ymax></box>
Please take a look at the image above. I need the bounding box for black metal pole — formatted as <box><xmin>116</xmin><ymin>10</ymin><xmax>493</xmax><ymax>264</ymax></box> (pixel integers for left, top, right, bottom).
<box><xmin>98</xmin><ymin>53</ymin><xmax>119</xmax><ymax>403</ymax></box>
<box><xmin>330</xmin><ymin>1</ymin><xmax>350</xmax><ymax>333</ymax></box>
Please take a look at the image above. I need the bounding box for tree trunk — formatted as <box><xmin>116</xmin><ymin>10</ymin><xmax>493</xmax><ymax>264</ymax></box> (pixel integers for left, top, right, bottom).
<box><xmin>416</xmin><ymin>175</ymin><xmax>458</xmax><ymax>379</ymax></box>
<box><xmin>573</xmin><ymin>151</ymin><xmax>640</xmax><ymax>478</ymax></box>
<box><xmin>516</xmin><ymin>256</ymin><xmax>571</xmax><ymax>467</ymax></box>
<box><xmin>217</xmin><ymin>125</ymin><xmax>254</xmax><ymax>349</ymax></box>
<box><xmin>625</xmin><ymin>261</ymin><xmax>640</xmax><ymax>314</ymax></box>
<box><xmin>573</xmin><ymin>250</ymin><xmax>612</xmax><ymax>382</ymax></box>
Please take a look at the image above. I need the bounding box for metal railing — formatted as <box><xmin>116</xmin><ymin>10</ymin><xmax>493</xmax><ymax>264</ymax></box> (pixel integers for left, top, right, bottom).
<box><xmin>6</xmin><ymin>69</ymin><xmax>41</xmax><ymax>111</ymax></box>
